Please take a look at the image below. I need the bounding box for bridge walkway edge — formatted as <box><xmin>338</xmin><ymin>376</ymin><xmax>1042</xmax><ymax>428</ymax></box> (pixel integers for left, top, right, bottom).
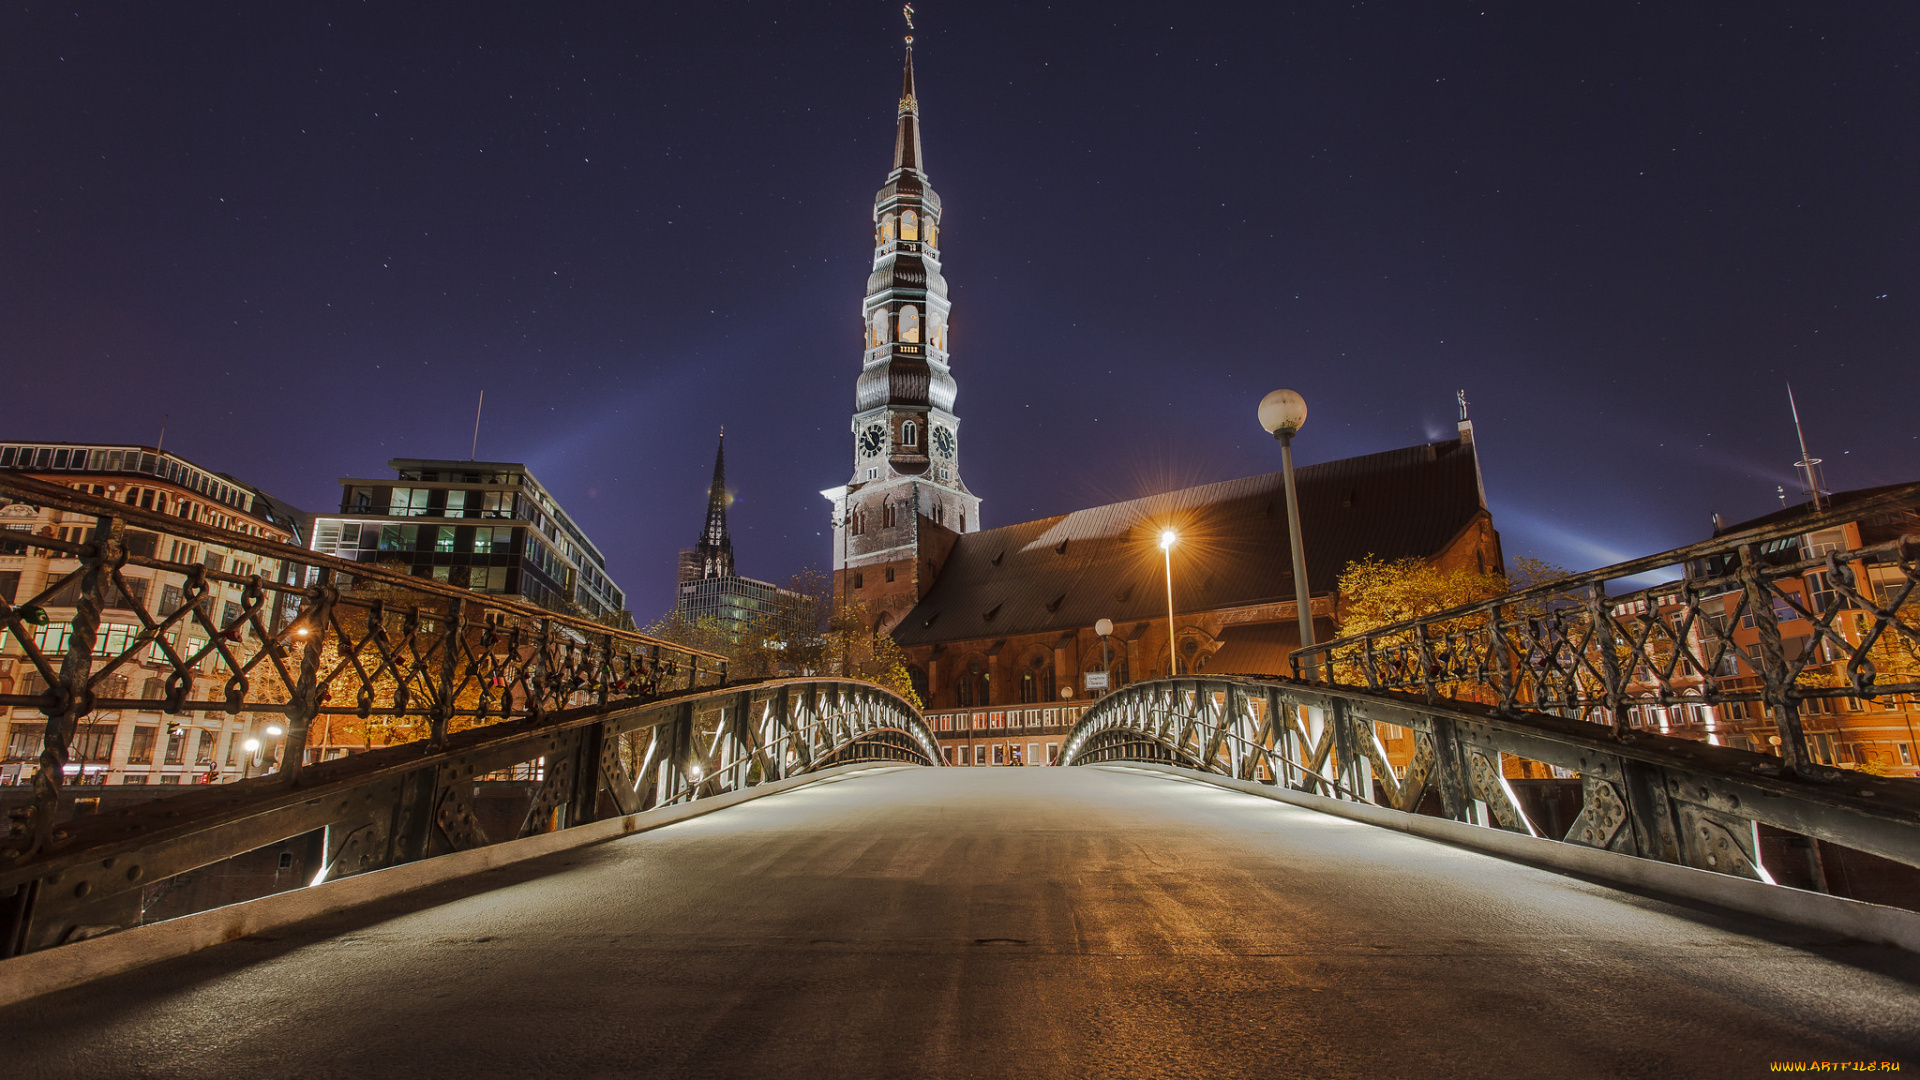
<box><xmin>0</xmin><ymin>761</ymin><xmax>913</xmax><ymax>1009</ymax></box>
<box><xmin>1096</xmin><ymin>761</ymin><xmax>1920</xmax><ymax>955</ymax></box>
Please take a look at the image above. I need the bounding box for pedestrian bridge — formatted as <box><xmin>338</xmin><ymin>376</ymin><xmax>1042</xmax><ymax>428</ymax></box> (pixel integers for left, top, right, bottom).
<box><xmin>4</xmin><ymin>472</ymin><xmax>1920</xmax><ymax>1073</ymax></box>
<box><xmin>4</xmin><ymin>764</ymin><xmax>1918</xmax><ymax>1078</ymax></box>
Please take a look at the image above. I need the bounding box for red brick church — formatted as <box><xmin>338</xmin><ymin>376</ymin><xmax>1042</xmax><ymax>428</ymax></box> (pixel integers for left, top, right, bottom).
<box><xmin>821</xmin><ymin>40</ymin><xmax>1502</xmax><ymax>765</ymax></box>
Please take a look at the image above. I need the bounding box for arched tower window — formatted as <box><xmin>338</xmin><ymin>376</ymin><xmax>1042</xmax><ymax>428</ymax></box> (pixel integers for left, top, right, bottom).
<box><xmin>901</xmin><ymin>420</ymin><xmax>917</xmax><ymax>448</ymax></box>
<box><xmin>880</xmin><ymin>213</ymin><xmax>896</xmax><ymax>243</ymax></box>
<box><xmin>898</xmin><ymin>305</ymin><xmax>920</xmax><ymax>343</ymax></box>
<box><xmin>868</xmin><ymin>308</ymin><xmax>888</xmax><ymax>347</ymax></box>
<box><xmin>957</xmin><ymin>660</ymin><xmax>989</xmax><ymax>708</ymax></box>
<box><xmin>925</xmin><ymin>218</ymin><xmax>937</xmax><ymax>248</ymax></box>
<box><xmin>929</xmin><ymin>313</ymin><xmax>946</xmax><ymax>351</ymax></box>
<box><xmin>900</xmin><ymin>210</ymin><xmax>919</xmax><ymax>241</ymax></box>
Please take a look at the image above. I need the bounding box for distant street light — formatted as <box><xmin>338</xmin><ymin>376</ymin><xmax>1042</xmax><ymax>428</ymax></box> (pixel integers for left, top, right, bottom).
<box><xmin>1259</xmin><ymin>388</ymin><xmax>1317</xmax><ymax>680</ymax></box>
<box><xmin>1094</xmin><ymin>617</ymin><xmax>1114</xmax><ymax>692</ymax></box>
<box><xmin>1159</xmin><ymin>530</ymin><xmax>1179</xmax><ymax>677</ymax></box>
<box><xmin>242</xmin><ymin>737</ymin><xmax>261</xmax><ymax>779</ymax></box>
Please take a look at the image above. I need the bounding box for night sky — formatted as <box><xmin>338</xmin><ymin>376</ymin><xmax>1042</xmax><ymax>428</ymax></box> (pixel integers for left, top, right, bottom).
<box><xmin>5</xmin><ymin>3</ymin><xmax>1916</xmax><ymax>618</ymax></box>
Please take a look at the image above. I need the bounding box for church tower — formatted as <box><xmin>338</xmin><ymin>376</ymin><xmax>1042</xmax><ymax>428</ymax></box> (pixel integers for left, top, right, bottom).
<box><xmin>822</xmin><ymin>33</ymin><xmax>981</xmax><ymax>632</ymax></box>
<box><xmin>677</xmin><ymin>432</ymin><xmax>735</xmax><ymax>587</ymax></box>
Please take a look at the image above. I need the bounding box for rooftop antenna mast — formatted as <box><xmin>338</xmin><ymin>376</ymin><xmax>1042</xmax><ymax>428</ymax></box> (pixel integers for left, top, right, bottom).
<box><xmin>470</xmin><ymin>391</ymin><xmax>484</xmax><ymax>461</ymax></box>
<box><xmin>1787</xmin><ymin>384</ymin><xmax>1824</xmax><ymax>510</ymax></box>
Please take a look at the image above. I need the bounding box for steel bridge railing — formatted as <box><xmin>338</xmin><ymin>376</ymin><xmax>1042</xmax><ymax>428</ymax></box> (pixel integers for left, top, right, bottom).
<box><xmin>0</xmin><ymin>470</ymin><xmax>941</xmax><ymax>956</ymax></box>
<box><xmin>1059</xmin><ymin>674</ymin><xmax>1920</xmax><ymax>886</ymax></box>
<box><xmin>1290</xmin><ymin>482</ymin><xmax>1920</xmax><ymax>777</ymax></box>
<box><xmin>0</xmin><ymin>674</ymin><xmax>938</xmax><ymax>955</ymax></box>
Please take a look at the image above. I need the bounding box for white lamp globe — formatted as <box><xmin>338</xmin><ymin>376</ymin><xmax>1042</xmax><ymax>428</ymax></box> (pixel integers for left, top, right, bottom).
<box><xmin>1094</xmin><ymin>618</ymin><xmax>1114</xmax><ymax>638</ymax></box>
<box><xmin>1258</xmin><ymin>389</ymin><xmax>1309</xmax><ymax>437</ymax></box>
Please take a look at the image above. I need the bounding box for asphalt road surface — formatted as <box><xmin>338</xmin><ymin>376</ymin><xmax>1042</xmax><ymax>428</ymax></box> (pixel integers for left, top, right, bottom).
<box><xmin>6</xmin><ymin>765</ymin><xmax>1918</xmax><ymax>1078</ymax></box>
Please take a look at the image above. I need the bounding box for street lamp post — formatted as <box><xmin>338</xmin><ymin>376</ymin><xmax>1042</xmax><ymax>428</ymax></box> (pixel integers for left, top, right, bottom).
<box><xmin>1159</xmin><ymin>530</ymin><xmax>1179</xmax><ymax>677</ymax></box>
<box><xmin>1259</xmin><ymin>388</ymin><xmax>1317</xmax><ymax>680</ymax></box>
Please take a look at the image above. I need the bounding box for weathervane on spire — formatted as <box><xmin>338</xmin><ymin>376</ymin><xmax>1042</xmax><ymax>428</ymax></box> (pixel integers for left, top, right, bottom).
<box><xmin>1456</xmin><ymin>389</ymin><xmax>1470</xmax><ymax>422</ymax></box>
<box><xmin>903</xmin><ymin>3</ymin><xmax>915</xmax><ymax>42</ymax></box>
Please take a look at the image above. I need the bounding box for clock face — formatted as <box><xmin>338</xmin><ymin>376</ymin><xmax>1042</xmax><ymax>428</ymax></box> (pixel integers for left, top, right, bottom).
<box><xmin>932</xmin><ymin>426</ymin><xmax>956</xmax><ymax>460</ymax></box>
<box><xmin>858</xmin><ymin>424</ymin><xmax>886</xmax><ymax>457</ymax></box>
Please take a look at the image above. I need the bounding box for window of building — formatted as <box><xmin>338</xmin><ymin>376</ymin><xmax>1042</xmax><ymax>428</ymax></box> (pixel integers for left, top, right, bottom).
<box><xmin>444</xmin><ymin>490</ymin><xmax>469</xmax><ymax>517</ymax></box>
<box><xmin>900</xmin><ymin>209</ymin><xmax>919</xmax><ymax>240</ymax></box>
<box><xmin>164</xmin><ymin>727</ymin><xmax>187</xmax><ymax>765</ymax></box>
<box><xmin>885</xmin><ymin>566</ymin><xmax>895</xmax><ymax>582</ymax></box>
<box><xmin>901</xmin><ymin>420</ymin><xmax>918</xmax><ymax>447</ymax></box>
<box><xmin>473</xmin><ymin>526</ymin><xmax>514</xmax><ymax>554</ymax></box>
<box><xmin>127</xmin><ymin>726</ymin><xmax>156</xmax><ymax>765</ymax></box>
<box><xmin>898</xmin><ymin>305</ymin><xmax>920</xmax><ymax>343</ymax></box>
<box><xmin>0</xmin><ymin>570</ymin><xmax>17</xmax><ymax>604</ymax></box>
<box><xmin>974</xmin><ymin>745</ymin><xmax>987</xmax><ymax>766</ymax></box>
<box><xmin>853</xmin><ymin>572</ymin><xmax>864</xmax><ymax>589</ymax></box>
<box><xmin>957</xmin><ymin>661</ymin><xmax>988</xmax><ymax>708</ymax></box>
<box><xmin>195</xmin><ymin>732</ymin><xmax>214</xmax><ymax>766</ymax></box>
<box><xmin>389</xmin><ymin>488</ymin><xmax>430</xmax><ymax>517</ymax></box>
<box><xmin>436</xmin><ymin>527</ymin><xmax>458</xmax><ymax>553</ymax></box>
<box><xmin>380</xmin><ymin>525</ymin><xmax>420</xmax><ymax>551</ymax></box>
<box><xmin>879</xmin><ymin>213</ymin><xmax>896</xmax><ymax>243</ymax></box>
<box><xmin>6</xmin><ymin>724</ymin><xmax>44</xmax><ymax>762</ymax></box>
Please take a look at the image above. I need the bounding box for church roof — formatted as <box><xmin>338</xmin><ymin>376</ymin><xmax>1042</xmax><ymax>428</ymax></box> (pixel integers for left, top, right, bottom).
<box><xmin>892</xmin><ymin>438</ymin><xmax>1489</xmax><ymax>646</ymax></box>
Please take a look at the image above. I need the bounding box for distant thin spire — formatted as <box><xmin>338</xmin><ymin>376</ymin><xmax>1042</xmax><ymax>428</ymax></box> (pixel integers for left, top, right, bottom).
<box><xmin>697</xmin><ymin>430</ymin><xmax>734</xmax><ymax>579</ymax></box>
<box><xmin>892</xmin><ymin>32</ymin><xmax>925</xmax><ymax>176</ymax></box>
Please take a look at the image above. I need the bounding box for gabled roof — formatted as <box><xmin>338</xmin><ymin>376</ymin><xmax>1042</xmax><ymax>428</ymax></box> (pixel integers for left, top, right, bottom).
<box><xmin>1712</xmin><ymin>483</ymin><xmax>1920</xmax><ymax>541</ymax></box>
<box><xmin>893</xmin><ymin>438</ymin><xmax>1488</xmax><ymax>646</ymax></box>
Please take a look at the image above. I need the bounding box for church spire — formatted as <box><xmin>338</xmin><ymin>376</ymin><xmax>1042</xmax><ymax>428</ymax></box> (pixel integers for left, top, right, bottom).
<box><xmin>893</xmin><ymin>32</ymin><xmax>923</xmax><ymax>175</ymax></box>
<box><xmin>696</xmin><ymin>430</ymin><xmax>734</xmax><ymax>579</ymax></box>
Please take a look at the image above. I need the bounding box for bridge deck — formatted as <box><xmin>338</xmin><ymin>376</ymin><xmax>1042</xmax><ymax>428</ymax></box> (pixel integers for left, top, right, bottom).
<box><xmin>5</xmin><ymin>767</ymin><xmax>1917</xmax><ymax>1077</ymax></box>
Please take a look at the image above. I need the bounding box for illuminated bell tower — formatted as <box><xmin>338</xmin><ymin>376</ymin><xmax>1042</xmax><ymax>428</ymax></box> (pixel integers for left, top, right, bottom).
<box><xmin>822</xmin><ymin>31</ymin><xmax>981</xmax><ymax>630</ymax></box>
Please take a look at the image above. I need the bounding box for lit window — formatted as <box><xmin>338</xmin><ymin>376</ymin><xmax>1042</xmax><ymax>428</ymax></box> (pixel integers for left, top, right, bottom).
<box><xmin>869</xmin><ymin>308</ymin><xmax>888</xmax><ymax>347</ymax></box>
<box><xmin>389</xmin><ymin>488</ymin><xmax>430</xmax><ymax>517</ymax></box>
<box><xmin>879</xmin><ymin>213</ymin><xmax>896</xmax><ymax>243</ymax></box>
<box><xmin>900</xmin><ymin>209</ymin><xmax>919</xmax><ymax>240</ymax></box>
<box><xmin>899</xmin><ymin>305</ymin><xmax>920</xmax><ymax>343</ymax></box>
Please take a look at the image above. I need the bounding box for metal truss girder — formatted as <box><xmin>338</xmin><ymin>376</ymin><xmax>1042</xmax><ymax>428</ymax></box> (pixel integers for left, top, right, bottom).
<box><xmin>1060</xmin><ymin>673</ymin><xmax>1920</xmax><ymax>883</ymax></box>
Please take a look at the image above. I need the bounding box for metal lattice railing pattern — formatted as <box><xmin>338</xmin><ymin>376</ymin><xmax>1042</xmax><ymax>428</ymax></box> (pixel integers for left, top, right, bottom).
<box><xmin>1059</xmin><ymin>675</ymin><xmax>1920</xmax><ymax>885</ymax></box>
<box><xmin>0</xmin><ymin>472</ymin><xmax>730</xmax><ymax>857</ymax></box>
<box><xmin>0</xmin><ymin>675</ymin><xmax>937</xmax><ymax>955</ymax></box>
<box><xmin>0</xmin><ymin>469</ymin><xmax>942</xmax><ymax>956</ymax></box>
<box><xmin>1290</xmin><ymin>482</ymin><xmax>1920</xmax><ymax>777</ymax></box>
